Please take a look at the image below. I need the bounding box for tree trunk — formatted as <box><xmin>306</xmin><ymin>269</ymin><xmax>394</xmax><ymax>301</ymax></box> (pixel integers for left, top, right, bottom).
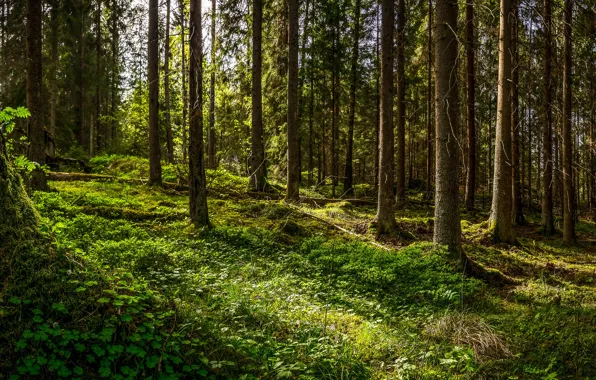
<box><xmin>110</xmin><ymin>0</ymin><xmax>118</xmax><ymax>147</ymax></box>
<box><xmin>208</xmin><ymin>0</ymin><xmax>217</xmax><ymax>169</ymax></box>
<box><xmin>49</xmin><ymin>0</ymin><xmax>58</xmax><ymax>158</ymax></box>
<box><xmin>562</xmin><ymin>0</ymin><xmax>575</xmax><ymax>243</ymax></box>
<box><xmin>148</xmin><ymin>0</ymin><xmax>162</xmax><ymax>186</ymax></box>
<box><xmin>331</xmin><ymin>16</ymin><xmax>339</xmax><ymax>198</ymax></box>
<box><xmin>375</xmin><ymin>3</ymin><xmax>380</xmax><ymax>191</ymax></box>
<box><xmin>94</xmin><ymin>0</ymin><xmax>101</xmax><ymax>157</ymax></box>
<box><xmin>179</xmin><ymin>0</ymin><xmax>188</xmax><ymax>164</ymax></box>
<box><xmin>489</xmin><ymin>0</ymin><xmax>516</xmax><ymax>244</ymax></box>
<box><xmin>165</xmin><ymin>0</ymin><xmax>174</xmax><ymax>164</ymax></box>
<box><xmin>433</xmin><ymin>0</ymin><xmax>461</xmax><ymax>254</ymax></box>
<box><xmin>375</xmin><ymin>0</ymin><xmax>398</xmax><ymax>235</ymax></box>
<box><xmin>286</xmin><ymin>0</ymin><xmax>299</xmax><ymax>201</ymax></box>
<box><xmin>464</xmin><ymin>0</ymin><xmax>475</xmax><ymax>211</ymax></box>
<box><xmin>189</xmin><ymin>0</ymin><xmax>209</xmax><ymax>226</ymax></box>
<box><xmin>395</xmin><ymin>0</ymin><xmax>406</xmax><ymax>206</ymax></box>
<box><xmin>26</xmin><ymin>0</ymin><xmax>46</xmax><ymax>191</ymax></box>
<box><xmin>250</xmin><ymin>0</ymin><xmax>267</xmax><ymax>191</ymax></box>
<box><xmin>343</xmin><ymin>0</ymin><xmax>361</xmax><ymax>196</ymax></box>
<box><xmin>541</xmin><ymin>0</ymin><xmax>555</xmax><ymax>235</ymax></box>
<box><xmin>511</xmin><ymin>0</ymin><xmax>525</xmax><ymax>225</ymax></box>
<box><xmin>425</xmin><ymin>0</ymin><xmax>433</xmax><ymax>201</ymax></box>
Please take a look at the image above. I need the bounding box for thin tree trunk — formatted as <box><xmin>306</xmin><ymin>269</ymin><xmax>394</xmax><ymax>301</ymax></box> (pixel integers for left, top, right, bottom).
<box><xmin>375</xmin><ymin>2</ymin><xmax>380</xmax><ymax>191</ymax></box>
<box><xmin>541</xmin><ymin>0</ymin><xmax>555</xmax><ymax>234</ymax></box>
<box><xmin>286</xmin><ymin>0</ymin><xmax>300</xmax><ymax>201</ymax></box>
<box><xmin>179</xmin><ymin>0</ymin><xmax>188</xmax><ymax>164</ymax></box>
<box><xmin>110</xmin><ymin>0</ymin><xmax>118</xmax><ymax>146</ymax></box>
<box><xmin>562</xmin><ymin>0</ymin><xmax>575</xmax><ymax>243</ymax></box>
<box><xmin>26</xmin><ymin>0</ymin><xmax>46</xmax><ymax>190</ymax></box>
<box><xmin>49</xmin><ymin>0</ymin><xmax>58</xmax><ymax>158</ymax></box>
<box><xmin>331</xmin><ymin>15</ymin><xmax>339</xmax><ymax>198</ymax></box>
<box><xmin>343</xmin><ymin>0</ymin><xmax>361</xmax><ymax>196</ymax></box>
<box><xmin>94</xmin><ymin>0</ymin><xmax>101</xmax><ymax>157</ymax></box>
<box><xmin>375</xmin><ymin>0</ymin><xmax>398</xmax><ymax>235</ymax></box>
<box><xmin>208</xmin><ymin>0</ymin><xmax>217</xmax><ymax>168</ymax></box>
<box><xmin>165</xmin><ymin>0</ymin><xmax>174</xmax><ymax>164</ymax></box>
<box><xmin>433</xmin><ymin>0</ymin><xmax>461</xmax><ymax>254</ymax></box>
<box><xmin>189</xmin><ymin>0</ymin><xmax>209</xmax><ymax>226</ymax></box>
<box><xmin>464</xmin><ymin>0</ymin><xmax>475</xmax><ymax>211</ymax></box>
<box><xmin>489</xmin><ymin>0</ymin><xmax>516</xmax><ymax>244</ymax></box>
<box><xmin>511</xmin><ymin>0</ymin><xmax>524</xmax><ymax>225</ymax></box>
<box><xmin>148</xmin><ymin>0</ymin><xmax>162</xmax><ymax>185</ymax></box>
<box><xmin>250</xmin><ymin>0</ymin><xmax>266</xmax><ymax>190</ymax></box>
<box><xmin>425</xmin><ymin>0</ymin><xmax>433</xmax><ymax>200</ymax></box>
<box><xmin>395</xmin><ymin>0</ymin><xmax>406</xmax><ymax>206</ymax></box>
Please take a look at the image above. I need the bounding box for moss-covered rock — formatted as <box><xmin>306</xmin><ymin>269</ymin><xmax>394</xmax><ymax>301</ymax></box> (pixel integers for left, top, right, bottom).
<box><xmin>0</xmin><ymin>147</ymin><xmax>41</xmax><ymax>247</ymax></box>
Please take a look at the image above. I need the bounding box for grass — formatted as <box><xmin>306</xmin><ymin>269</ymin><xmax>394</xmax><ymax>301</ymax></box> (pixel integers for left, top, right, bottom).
<box><xmin>3</xmin><ymin>155</ymin><xmax>596</xmax><ymax>378</ymax></box>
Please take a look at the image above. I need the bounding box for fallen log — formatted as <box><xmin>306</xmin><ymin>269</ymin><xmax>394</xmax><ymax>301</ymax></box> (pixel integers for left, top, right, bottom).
<box><xmin>247</xmin><ymin>191</ymin><xmax>376</xmax><ymax>207</ymax></box>
<box><xmin>48</xmin><ymin>172</ymin><xmax>189</xmax><ymax>191</ymax></box>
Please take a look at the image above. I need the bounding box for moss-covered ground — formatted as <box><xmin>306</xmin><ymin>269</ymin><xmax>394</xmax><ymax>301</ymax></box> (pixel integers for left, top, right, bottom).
<box><xmin>2</xmin><ymin>155</ymin><xmax>595</xmax><ymax>379</ymax></box>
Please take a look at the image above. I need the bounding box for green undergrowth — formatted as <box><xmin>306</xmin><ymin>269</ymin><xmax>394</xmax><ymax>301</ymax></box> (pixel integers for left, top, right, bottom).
<box><xmin>4</xmin><ymin>158</ymin><xmax>596</xmax><ymax>378</ymax></box>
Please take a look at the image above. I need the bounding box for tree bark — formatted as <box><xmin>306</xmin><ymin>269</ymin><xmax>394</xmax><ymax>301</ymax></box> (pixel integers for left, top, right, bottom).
<box><xmin>464</xmin><ymin>0</ymin><xmax>475</xmax><ymax>211</ymax></box>
<box><xmin>286</xmin><ymin>0</ymin><xmax>300</xmax><ymax>201</ymax></box>
<box><xmin>250</xmin><ymin>0</ymin><xmax>267</xmax><ymax>191</ymax></box>
<box><xmin>343</xmin><ymin>0</ymin><xmax>361</xmax><ymax>196</ymax></box>
<box><xmin>511</xmin><ymin>0</ymin><xmax>525</xmax><ymax>225</ymax></box>
<box><xmin>489</xmin><ymin>0</ymin><xmax>516</xmax><ymax>244</ymax></box>
<box><xmin>562</xmin><ymin>0</ymin><xmax>575</xmax><ymax>243</ymax></box>
<box><xmin>395</xmin><ymin>0</ymin><xmax>406</xmax><ymax>206</ymax></box>
<box><xmin>179</xmin><ymin>0</ymin><xmax>188</xmax><ymax>164</ymax></box>
<box><xmin>26</xmin><ymin>0</ymin><xmax>46</xmax><ymax>191</ymax></box>
<box><xmin>94</xmin><ymin>0</ymin><xmax>101</xmax><ymax>157</ymax></box>
<box><xmin>49</xmin><ymin>0</ymin><xmax>58</xmax><ymax>158</ymax></box>
<box><xmin>165</xmin><ymin>0</ymin><xmax>174</xmax><ymax>164</ymax></box>
<box><xmin>189</xmin><ymin>0</ymin><xmax>209</xmax><ymax>226</ymax></box>
<box><xmin>375</xmin><ymin>0</ymin><xmax>398</xmax><ymax>235</ymax></box>
<box><xmin>541</xmin><ymin>0</ymin><xmax>555</xmax><ymax>235</ymax></box>
<box><xmin>148</xmin><ymin>0</ymin><xmax>162</xmax><ymax>186</ymax></box>
<box><xmin>433</xmin><ymin>0</ymin><xmax>461</xmax><ymax>254</ymax></box>
<box><xmin>208</xmin><ymin>0</ymin><xmax>217</xmax><ymax>169</ymax></box>
<box><xmin>425</xmin><ymin>0</ymin><xmax>433</xmax><ymax>200</ymax></box>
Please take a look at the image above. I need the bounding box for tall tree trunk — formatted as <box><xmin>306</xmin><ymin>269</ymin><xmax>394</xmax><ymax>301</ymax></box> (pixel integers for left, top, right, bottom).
<box><xmin>562</xmin><ymin>0</ymin><xmax>575</xmax><ymax>243</ymax></box>
<box><xmin>375</xmin><ymin>0</ymin><xmax>398</xmax><ymax>235</ymax></box>
<box><xmin>250</xmin><ymin>0</ymin><xmax>267</xmax><ymax>191</ymax></box>
<box><xmin>165</xmin><ymin>0</ymin><xmax>174</xmax><ymax>164</ymax></box>
<box><xmin>189</xmin><ymin>0</ymin><xmax>209</xmax><ymax>226</ymax></box>
<box><xmin>94</xmin><ymin>0</ymin><xmax>101</xmax><ymax>157</ymax></box>
<box><xmin>425</xmin><ymin>0</ymin><xmax>433</xmax><ymax>200</ymax></box>
<box><xmin>589</xmin><ymin>54</ymin><xmax>596</xmax><ymax>222</ymax></box>
<box><xmin>49</xmin><ymin>0</ymin><xmax>58</xmax><ymax>158</ymax></box>
<box><xmin>286</xmin><ymin>0</ymin><xmax>299</xmax><ymax>201</ymax></box>
<box><xmin>179</xmin><ymin>0</ymin><xmax>188</xmax><ymax>164</ymax></box>
<box><xmin>26</xmin><ymin>0</ymin><xmax>46</xmax><ymax>190</ymax></box>
<box><xmin>343</xmin><ymin>0</ymin><xmax>361</xmax><ymax>196</ymax></box>
<box><xmin>375</xmin><ymin>2</ymin><xmax>380</xmax><ymax>191</ymax></box>
<box><xmin>464</xmin><ymin>0</ymin><xmax>475</xmax><ymax>211</ymax></box>
<box><xmin>148</xmin><ymin>0</ymin><xmax>162</xmax><ymax>185</ymax></box>
<box><xmin>434</xmin><ymin>0</ymin><xmax>461</xmax><ymax>254</ymax></box>
<box><xmin>331</xmin><ymin>15</ymin><xmax>339</xmax><ymax>198</ymax></box>
<box><xmin>511</xmin><ymin>0</ymin><xmax>524</xmax><ymax>225</ymax></box>
<box><xmin>489</xmin><ymin>0</ymin><xmax>516</xmax><ymax>244</ymax></box>
<box><xmin>110</xmin><ymin>0</ymin><xmax>118</xmax><ymax>147</ymax></box>
<box><xmin>208</xmin><ymin>0</ymin><xmax>217</xmax><ymax>168</ymax></box>
<box><xmin>395</xmin><ymin>0</ymin><xmax>406</xmax><ymax>206</ymax></box>
<box><xmin>541</xmin><ymin>0</ymin><xmax>555</xmax><ymax>234</ymax></box>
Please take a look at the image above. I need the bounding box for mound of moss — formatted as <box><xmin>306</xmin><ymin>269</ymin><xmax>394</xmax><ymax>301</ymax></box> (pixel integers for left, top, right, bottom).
<box><xmin>0</xmin><ymin>150</ymin><xmax>211</xmax><ymax>378</ymax></box>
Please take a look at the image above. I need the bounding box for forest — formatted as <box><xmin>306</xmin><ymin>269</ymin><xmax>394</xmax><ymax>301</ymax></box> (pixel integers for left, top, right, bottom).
<box><xmin>0</xmin><ymin>0</ymin><xmax>595</xmax><ymax>377</ymax></box>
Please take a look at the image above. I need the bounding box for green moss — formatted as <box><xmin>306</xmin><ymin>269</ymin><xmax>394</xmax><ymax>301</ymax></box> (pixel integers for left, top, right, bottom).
<box><xmin>0</xmin><ymin>150</ymin><xmax>41</xmax><ymax>246</ymax></box>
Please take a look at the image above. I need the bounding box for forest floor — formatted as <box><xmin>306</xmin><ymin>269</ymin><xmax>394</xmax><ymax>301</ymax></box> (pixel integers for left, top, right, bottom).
<box><xmin>22</xmin><ymin>156</ymin><xmax>596</xmax><ymax>378</ymax></box>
